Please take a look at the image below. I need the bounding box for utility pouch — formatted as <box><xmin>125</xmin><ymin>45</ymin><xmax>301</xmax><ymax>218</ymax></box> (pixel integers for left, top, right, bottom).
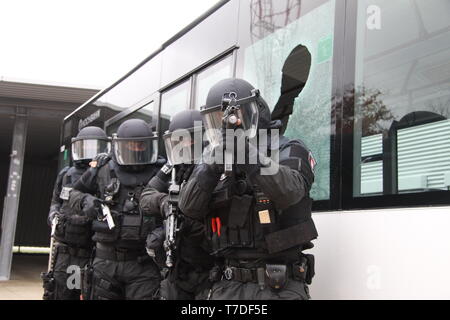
<box><xmin>292</xmin><ymin>257</ymin><xmax>308</xmax><ymax>282</ymax></box>
<box><xmin>265</xmin><ymin>264</ymin><xmax>287</xmax><ymax>291</ymax></box>
<box><xmin>292</xmin><ymin>254</ymin><xmax>315</xmax><ymax>284</ymax></box>
<box><xmin>209</xmin><ymin>265</ymin><xmax>222</xmax><ymax>283</ymax></box>
<box><xmin>304</xmin><ymin>254</ymin><xmax>315</xmax><ymax>285</ymax></box>
<box><xmin>65</xmin><ymin>215</ymin><xmax>91</xmax><ymax>246</ymax></box>
<box><xmin>120</xmin><ymin>214</ymin><xmax>143</xmax><ymax>241</ymax></box>
<box><xmin>41</xmin><ymin>271</ymin><xmax>55</xmax><ymax>300</ymax></box>
<box><xmin>211</xmin><ymin>187</ymin><xmax>232</xmax><ymax>209</ymax></box>
<box><xmin>228</xmin><ymin>195</ymin><xmax>253</xmax><ymax>228</ymax></box>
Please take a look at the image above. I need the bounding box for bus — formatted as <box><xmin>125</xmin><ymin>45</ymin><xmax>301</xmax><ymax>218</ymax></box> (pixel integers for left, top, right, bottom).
<box><xmin>62</xmin><ymin>0</ymin><xmax>450</xmax><ymax>299</ymax></box>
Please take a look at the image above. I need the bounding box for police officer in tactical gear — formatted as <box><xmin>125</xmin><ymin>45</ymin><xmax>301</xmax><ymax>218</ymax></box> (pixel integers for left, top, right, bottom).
<box><xmin>140</xmin><ymin>110</ymin><xmax>214</xmax><ymax>300</ymax></box>
<box><xmin>68</xmin><ymin>119</ymin><xmax>165</xmax><ymax>300</ymax></box>
<box><xmin>178</xmin><ymin>78</ymin><xmax>318</xmax><ymax>300</ymax></box>
<box><xmin>45</xmin><ymin>126</ymin><xmax>110</xmax><ymax>300</ymax></box>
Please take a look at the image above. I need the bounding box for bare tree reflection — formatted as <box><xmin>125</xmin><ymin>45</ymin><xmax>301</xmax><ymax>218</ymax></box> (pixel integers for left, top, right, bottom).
<box><xmin>342</xmin><ymin>86</ymin><xmax>395</xmax><ymax>137</ymax></box>
<box><xmin>250</xmin><ymin>0</ymin><xmax>302</xmax><ymax>41</ymax></box>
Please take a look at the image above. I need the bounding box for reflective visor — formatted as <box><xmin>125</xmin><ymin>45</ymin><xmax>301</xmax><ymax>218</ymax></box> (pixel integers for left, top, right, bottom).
<box><xmin>200</xmin><ymin>101</ymin><xmax>259</xmax><ymax>147</ymax></box>
<box><xmin>71</xmin><ymin>139</ymin><xmax>111</xmax><ymax>161</ymax></box>
<box><xmin>163</xmin><ymin>128</ymin><xmax>202</xmax><ymax>165</ymax></box>
<box><xmin>113</xmin><ymin>136</ymin><xmax>158</xmax><ymax>165</ymax></box>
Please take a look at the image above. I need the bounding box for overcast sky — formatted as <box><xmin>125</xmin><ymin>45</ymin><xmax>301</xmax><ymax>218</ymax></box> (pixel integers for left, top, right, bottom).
<box><xmin>0</xmin><ymin>0</ymin><xmax>218</xmax><ymax>89</ymax></box>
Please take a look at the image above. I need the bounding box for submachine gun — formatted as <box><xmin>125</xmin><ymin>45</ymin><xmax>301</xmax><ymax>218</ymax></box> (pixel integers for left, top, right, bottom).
<box><xmin>163</xmin><ymin>167</ymin><xmax>183</xmax><ymax>268</ymax></box>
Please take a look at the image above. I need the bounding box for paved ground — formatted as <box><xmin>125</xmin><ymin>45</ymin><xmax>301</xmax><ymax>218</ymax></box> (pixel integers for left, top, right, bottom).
<box><xmin>0</xmin><ymin>254</ymin><xmax>47</xmax><ymax>300</ymax></box>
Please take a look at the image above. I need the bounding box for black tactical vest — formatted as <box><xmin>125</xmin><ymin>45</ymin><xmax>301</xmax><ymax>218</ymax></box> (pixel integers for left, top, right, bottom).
<box><xmin>54</xmin><ymin>166</ymin><xmax>93</xmax><ymax>247</ymax></box>
<box><xmin>91</xmin><ymin>161</ymin><xmax>160</xmax><ymax>249</ymax></box>
<box><xmin>206</xmin><ymin>172</ymin><xmax>317</xmax><ymax>262</ymax></box>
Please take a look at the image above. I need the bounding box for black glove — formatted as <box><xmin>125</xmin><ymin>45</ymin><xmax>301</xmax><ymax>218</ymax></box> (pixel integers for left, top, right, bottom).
<box><xmin>202</xmin><ymin>144</ymin><xmax>225</xmax><ymax>175</ymax></box>
<box><xmin>81</xmin><ymin>194</ymin><xmax>102</xmax><ymax>219</ymax></box>
<box><xmin>160</xmin><ymin>197</ymin><xmax>170</xmax><ymax>219</ymax></box>
<box><xmin>219</xmin><ymin>127</ymin><xmax>261</xmax><ymax>175</ymax></box>
<box><xmin>146</xmin><ymin>226</ymin><xmax>165</xmax><ymax>256</ymax></box>
<box><xmin>175</xmin><ymin>164</ymin><xmax>195</xmax><ymax>184</ymax></box>
<box><xmin>92</xmin><ymin>153</ymin><xmax>111</xmax><ymax>168</ymax></box>
<box><xmin>47</xmin><ymin>211</ymin><xmax>60</xmax><ymax>227</ymax></box>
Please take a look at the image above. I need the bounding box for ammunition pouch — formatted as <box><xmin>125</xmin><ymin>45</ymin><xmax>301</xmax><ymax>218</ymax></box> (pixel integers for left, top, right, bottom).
<box><xmin>56</xmin><ymin>244</ymin><xmax>92</xmax><ymax>259</ymax></box>
<box><xmin>209</xmin><ymin>265</ymin><xmax>223</xmax><ymax>283</ymax></box>
<box><xmin>265</xmin><ymin>264</ymin><xmax>287</xmax><ymax>291</ymax></box>
<box><xmin>64</xmin><ymin>215</ymin><xmax>92</xmax><ymax>247</ymax></box>
<box><xmin>120</xmin><ymin>214</ymin><xmax>143</xmax><ymax>241</ymax></box>
<box><xmin>292</xmin><ymin>254</ymin><xmax>315</xmax><ymax>285</ymax></box>
<box><xmin>54</xmin><ymin>214</ymin><xmax>93</xmax><ymax>247</ymax></box>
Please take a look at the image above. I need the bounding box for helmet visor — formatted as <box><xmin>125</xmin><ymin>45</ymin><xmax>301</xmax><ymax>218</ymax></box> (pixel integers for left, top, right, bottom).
<box><xmin>113</xmin><ymin>136</ymin><xmax>158</xmax><ymax>165</ymax></box>
<box><xmin>201</xmin><ymin>100</ymin><xmax>259</xmax><ymax>147</ymax></box>
<box><xmin>163</xmin><ymin>128</ymin><xmax>202</xmax><ymax>165</ymax></box>
<box><xmin>71</xmin><ymin>139</ymin><xmax>111</xmax><ymax>161</ymax></box>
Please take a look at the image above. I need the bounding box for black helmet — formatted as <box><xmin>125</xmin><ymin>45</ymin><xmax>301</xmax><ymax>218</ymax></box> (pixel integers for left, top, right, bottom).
<box><xmin>163</xmin><ymin>110</ymin><xmax>203</xmax><ymax>165</ymax></box>
<box><xmin>112</xmin><ymin>119</ymin><xmax>158</xmax><ymax>166</ymax></box>
<box><xmin>201</xmin><ymin>78</ymin><xmax>271</xmax><ymax>147</ymax></box>
<box><xmin>71</xmin><ymin>126</ymin><xmax>110</xmax><ymax>162</ymax></box>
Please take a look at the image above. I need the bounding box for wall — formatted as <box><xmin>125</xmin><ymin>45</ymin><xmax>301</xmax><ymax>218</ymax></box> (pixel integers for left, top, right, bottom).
<box><xmin>310</xmin><ymin>206</ymin><xmax>450</xmax><ymax>299</ymax></box>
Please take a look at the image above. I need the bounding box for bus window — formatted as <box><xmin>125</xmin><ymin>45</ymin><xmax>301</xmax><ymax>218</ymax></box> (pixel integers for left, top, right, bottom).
<box><xmin>238</xmin><ymin>0</ymin><xmax>336</xmax><ymax>201</ymax></box>
<box><xmin>106</xmin><ymin>101</ymin><xmax>155</xmax><ymax>137</ymax></box>
<box><xmin>352</xmin><ymin>0</ymin><xmax>450</xmax><ymax>197</ymax></box>
<box><xmin>194</xmin><ymin>55</ymin><xmax>233</xmax><ymax>109</ymax></box>
<box><xmin>159</xmin><ymin>80</ymin><xmax>191</xmax><ymax>156</ymax></box>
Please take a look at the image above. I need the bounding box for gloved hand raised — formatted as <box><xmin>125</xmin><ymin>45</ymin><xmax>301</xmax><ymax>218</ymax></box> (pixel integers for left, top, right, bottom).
<box><xmin>90</xmin><ymin>153</ymin><xmax>111</xmax><ymax>168</ymax></box>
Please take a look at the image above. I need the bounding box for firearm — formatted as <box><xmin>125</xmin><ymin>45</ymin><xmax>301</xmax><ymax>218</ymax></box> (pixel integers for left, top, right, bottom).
<box><xmin>101</xmin><ymin>177</ymin><xmax>119</xmax><ymax>230</ymax></box>
<box><xmin>163</xmin><ymin>167</ymin><xmax>183</xmax><ymax>268</ymax></box>
<box><xmin>221</xmin><ymin>92</ymin><xmax>240</xmax><ymax>175</ymax></box>
<box><xmin>40</xmin><ymin>215</ymin><xmax>59</xmax><ymax>300</ymax></box>
<box><xmin>221</xmin><ymin>89</ymin><xmax>260</xmax><ymax>175</ymax></box>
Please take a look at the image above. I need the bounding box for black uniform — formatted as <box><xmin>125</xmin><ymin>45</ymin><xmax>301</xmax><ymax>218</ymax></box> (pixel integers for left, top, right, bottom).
<box><xmin>178</xmin><ymin>78</ymin><xmax>318</xmax><ymax>300</ymax></box>
<box><xmin>140</xmin><ymin>164</ymin><xmax>214</xmax><ymax>300</ymax></box>
<box><xmin>47</xmin><ymin>164</ymin><xmax>93</xmax><ymax>300</ymax></box>
<box><xmin>68</xmin><ymin>119</ymin><xmax>164</xmax><ymax>300</ymax></box>
<box><xmin>69</xmin><ymin>158</ymin><xmax>164</xmax><ymax>300</ymax></box>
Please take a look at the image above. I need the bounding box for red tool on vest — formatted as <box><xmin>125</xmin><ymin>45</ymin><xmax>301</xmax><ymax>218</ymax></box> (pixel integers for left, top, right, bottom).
<box><xmin>211</xmin><ymin>217</ymin><xmax>222</xmax><ymax>237</ymax></box>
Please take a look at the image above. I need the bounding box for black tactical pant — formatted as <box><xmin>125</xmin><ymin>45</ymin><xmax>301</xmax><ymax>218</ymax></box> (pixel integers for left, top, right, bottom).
<box><xmin>53</xmin><ymin>244</ymin><xmax>91</xmax><ymax>300</ymax></box>
<box><xmin>159</xmin><ymin>267</ymin><xmax>210</xmax><ymax>300</ymax></box>
<box><xmin>90</xmin><ymin>256</ymin><xmax>161</xmax><ymax>300</ymax></box>
<box><xmin>205</xmin><ymin>277</ymin><xmax>310</xmax><ymax>300</ymax></box>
